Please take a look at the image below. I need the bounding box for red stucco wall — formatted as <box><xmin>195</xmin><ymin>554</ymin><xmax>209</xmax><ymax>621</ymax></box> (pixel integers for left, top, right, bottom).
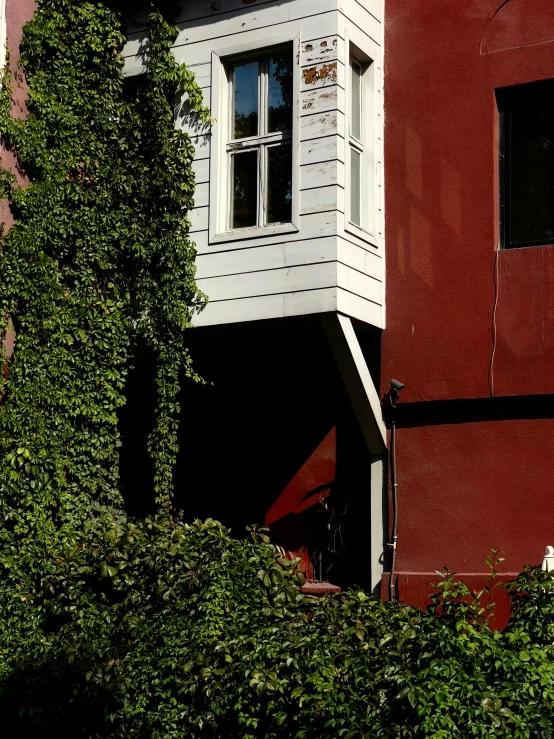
<box><xmin>383</xmin><ymin>0</ymin><xmax>554</xmax><ymax>622</ymax></box>
<box><xmin>1</xmin><ymin>0</ymin><xmax>35</xmax><ymax>359</ymax></box>
<box><xmin>383</xmin><ymin>0</ymin><xmax>554</xmax><ymax>403</ymax></box>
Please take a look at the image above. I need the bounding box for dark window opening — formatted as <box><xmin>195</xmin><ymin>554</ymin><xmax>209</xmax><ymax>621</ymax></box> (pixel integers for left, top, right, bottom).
<box><xmin>498</xmin><ymin>79</ymin><xmax>554</xmax><ymax>249</ymax></box>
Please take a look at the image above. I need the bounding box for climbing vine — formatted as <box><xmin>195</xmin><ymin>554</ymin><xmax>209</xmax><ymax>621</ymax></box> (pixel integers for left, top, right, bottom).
<box><xmin>0</xmin><ymin>0</ymin><xmax>207</xmax><ymax>531</ymax></box>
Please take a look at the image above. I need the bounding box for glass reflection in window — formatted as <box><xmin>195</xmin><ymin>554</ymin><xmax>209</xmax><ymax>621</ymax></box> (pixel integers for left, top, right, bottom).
<box><xmin>233</xmin><ymin>62</ymin><xmax>258</xmax><ymax>139</ymax></box>
<box><xmin>231</xmin><ymin>150</ymin><xmax>258</xmax><ymax>229</ymax></box>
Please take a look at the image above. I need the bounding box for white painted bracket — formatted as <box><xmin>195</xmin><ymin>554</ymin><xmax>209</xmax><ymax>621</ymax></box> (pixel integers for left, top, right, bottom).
<box><xmin>322</xmin><ymin>312</ymin><xmax>386</xmax><ymax>453</ymax></box>
<box><xmin>542</xmin><ymin>546</ymin><xmax>554</xmax><ymax>572</ymax></box>
<box><xmin>322</xmin><ymin>312</ymin><xmax>387</xmax><ymax>591</ymax></box>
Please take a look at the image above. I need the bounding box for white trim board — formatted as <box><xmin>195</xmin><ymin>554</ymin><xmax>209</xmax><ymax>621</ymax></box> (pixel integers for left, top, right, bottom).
<box><xmin>321</xmin><ymin>312</ymin><xmax>386</xmax><ymax>451</ymax></box>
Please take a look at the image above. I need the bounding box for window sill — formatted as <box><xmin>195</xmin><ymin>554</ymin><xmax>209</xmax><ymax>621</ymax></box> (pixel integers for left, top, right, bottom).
<box><xmin>210</xmin><ymin>222</ymin><xmax>299</xmax><ymax>245</ymax></box>
<box><xmin>345</xmin><ymin>220</ymin><xmax>378</xmax><ymax>247</ymax></box>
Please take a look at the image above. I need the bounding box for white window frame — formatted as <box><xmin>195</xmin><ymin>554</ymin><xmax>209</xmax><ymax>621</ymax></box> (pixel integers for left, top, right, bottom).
<box><xmin>210</xmin><ymin>34</ymin><xmax>300</xmax><ymax>245</ymax></box>
<box><xmin>345</xmin><ymin>38</ymin><xmax>376</xmax><ymax>243</ymax></box>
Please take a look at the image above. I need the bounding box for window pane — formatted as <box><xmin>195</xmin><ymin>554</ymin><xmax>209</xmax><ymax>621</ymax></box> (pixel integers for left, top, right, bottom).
<box><xmin>268</xmin><ymin>52</ymin><xmax>293</xmax><ymax>133</ymax></box>
<box><xmin>231</xmin><ymin>150</ymin><xmax>258</xmax><ymax>229</ymax></box>
<box><xmin>351</xmin><ymin>61</ymin><xmax>362</xmax><ymax>141</ymax></box>
<box><xmin>267</xmin><ymin>144</ymin><xmax>292</xmax><ymax>224</ymax></box>
<box><xmin>351</xmin><ymin>147</ymin><xmax>361</xmax><ymax>226</ymax></box>
<box><xmin>233</xmin><ymin>62</ymin><xmax>258</xmax><ymax>139</ymax></box>
<box><xmin>510</xmin><ymin>106</ymin><xmax>554</xmax><ymax>246</ymax></box>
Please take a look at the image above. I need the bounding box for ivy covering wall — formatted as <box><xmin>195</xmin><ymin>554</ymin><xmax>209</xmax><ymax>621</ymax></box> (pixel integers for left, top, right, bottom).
<box><xmin>0</xmin><ymin>0</ymin><xmax>207</xmax><ymax>529</ymax></box>
<box><xmin>1</xmin><ymin>2</ymin><xmax>554</xmax><ymax>738</ymax></box>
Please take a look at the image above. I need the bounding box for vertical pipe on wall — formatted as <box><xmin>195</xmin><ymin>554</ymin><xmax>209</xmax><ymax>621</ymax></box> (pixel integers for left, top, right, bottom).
<box><xmin>387</xmin><ymin>380</ymin><xmax>404</xmax><ymax>602</ymax></box>
<box><xmin>388</xmin><ymin>400</ymin><xmax>398</xmax><ymax>601</ymax></box>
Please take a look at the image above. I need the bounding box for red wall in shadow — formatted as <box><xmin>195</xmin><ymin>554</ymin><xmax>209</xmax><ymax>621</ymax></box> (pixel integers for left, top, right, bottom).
<box><xmin>120</xmin><ymin>319</ymin><xmax>377</xmax><ymax>590</ymax></box>
<box><xmin>383</xmin><ymin>0</ymin><xmax>554</xmax><ymax>623</ymax></box>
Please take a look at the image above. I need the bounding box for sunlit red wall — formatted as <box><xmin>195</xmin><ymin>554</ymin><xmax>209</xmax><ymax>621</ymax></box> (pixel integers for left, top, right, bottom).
<box><xmin>382</xmin><ymin>0</ymin><xmax>554</xmax><ymax>623</ymax></box>
<box><xmin>1</xmin><ymin>0</ymin><xmax>35</xmax><ymax>360</ymax></box>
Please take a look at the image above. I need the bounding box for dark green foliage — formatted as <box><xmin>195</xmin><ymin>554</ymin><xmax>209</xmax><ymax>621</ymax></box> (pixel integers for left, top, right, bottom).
<box><xmin>2</xmin><ymin>2</ymin><xmax>554</xmax><ymax>737</ymax></box>
<box><xmin>2</xmin><ymin>517</ymin><xmax>554</xmax><ymax>738</ymax></box>
<box><xmin>0</xmin><ymin>0</ymin><xmax>207</xmax><ymax>531</ymax></box>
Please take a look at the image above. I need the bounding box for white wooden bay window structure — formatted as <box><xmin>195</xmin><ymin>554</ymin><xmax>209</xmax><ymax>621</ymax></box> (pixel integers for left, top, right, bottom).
<box><xmin>123</xmin><ymin>0</ymin><xmax>386</xmax><ymax>591</ymax></box>
<box><xmin>123</xmin><ymin>0</ymin><xmax>385</xmax><ymax>331</ymax></box>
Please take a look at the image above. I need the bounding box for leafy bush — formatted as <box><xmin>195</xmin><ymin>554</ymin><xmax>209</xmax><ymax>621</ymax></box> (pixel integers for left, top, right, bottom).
<box><xmin>1</xmin><ymin>517</ymin><xmax>554</xmax><ymax>738</ymax></box>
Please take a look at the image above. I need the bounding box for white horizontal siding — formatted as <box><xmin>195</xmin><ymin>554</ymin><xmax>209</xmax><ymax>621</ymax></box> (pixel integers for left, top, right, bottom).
<box><xmin>124</xmin><ymin>1</ymin><xmax>339</xmax><ymax>64</ymax></box>
<box><xmin>300</xmin><ymin>35</ymin><xmax>344</xmax><ymax>66</ymax></box>
<box><xmin>300</xmin><ymin>185</ymin><xmax>344</xmax><ymax>215</ymax></box>
<box><xmin>301</xmin><ymin>160</ymin><xmax>344</xmax><ymax>189</ymax></box>
<box><xmin>189</xmin><ymin>206</ymin><xmax>208</xmax><ymax>233</ymax></box>
<box><xmin>176</xmin><ymin>0</ymin><xmax>281</xmax><ymax>25</ymax></box>
<box><xmin>300</xmin><ymin>136</ymin><xmax>342</xmax><ymax>166</ymax></box>
<box><xmin>196</xmin><ymin>237</ymin><xmax>337</xmax><ymax>279</ymax></box>
<box><xmin>192</xmin><ymin>157</ymin><xmax>209</xmax><ymax>184</ymax></box>
<box><xmin>300</xmin><ymin>110</ymin><xmax>345</xmax><ymax>141</ymax></box>
<box><xmin>192</xmin><ymin>287</ymin><xmax>338</xmax><ymax>327</ymax></box>
<box><xmin>193</xmin><ymin>182</ymin><xmax>209</xmax><ymax>208</ymax></box>
<box><xmin>337</xmin><ymin>288</ymin><xmax>382</xmax><ymax>328</ymax></box>
<box><xmin>189</xmin><ymin>134</ymin><xmax>210</xmax><ymax>159</ymax></box>
<box><xmin>337</xmin><ymin>237</ymin><xmax>382</xmax><ymax>282</ymax></box>
<box><xmin>197</xmin><ymin>262</ymin><xmax>338</xmax><ymax>302</ymax></box>
<box><xmin>338</xmin><ymin>0</ymin><xmax>381</xmax><ymax>48</ymax></box>
<box><xmin>300</xmin><ymin>59</ymin><xmax>345</xmax><ymax>92</ymax></box>
<box><xmin>301</xmin><ymin>85</ymin><xmax>345</xmax><ymax>116</ymax></box>
<box><xmin>123</xmin><ymin>0</ymin><xmax>383</xmax><ymax>329</ymax></box>
<box><xmin>189</xmin><ymin>61</ymin><xmax>211</xmax><ymax>87</ymax></box>
<box><xmin>192</xmin><ymin>211</ymin><xmax>339</xmax><ymax>256</ymax></box>
<box><xmin>352</xmin><ymin>0</ymin><xmax>381</xmax><ymax>22</ymax></box>
<box><xmin>337</xmin><ymin>262</ymin><xmax>381</xmax><ymax>304</ymax></box>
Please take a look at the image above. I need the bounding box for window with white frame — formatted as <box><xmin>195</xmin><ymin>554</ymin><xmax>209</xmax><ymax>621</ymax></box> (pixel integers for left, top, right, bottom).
<box><xmin>347</xmin><ymin>52</ymin><xmax>374</xmax><ymax>237</ymax></box>
<box><xmin>225</xmin><ymin>46</ymin><xmax>294</xmax><ymax>231</ymax></box>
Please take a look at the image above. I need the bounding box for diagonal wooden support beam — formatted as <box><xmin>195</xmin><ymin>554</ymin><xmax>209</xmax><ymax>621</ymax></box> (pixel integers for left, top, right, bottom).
<box><xmin>322</xmin><ymin>313</ymin><xmax>386</xmax><ymax>453</ymax></box>
<box><xmin>322</xmin><ymin>313</ymin><xmax>387</xmax><ymax>591</ymax></box>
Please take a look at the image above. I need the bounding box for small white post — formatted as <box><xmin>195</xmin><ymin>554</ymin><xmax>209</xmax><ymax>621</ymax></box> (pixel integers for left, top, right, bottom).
<box><xmin>542</xmin><ymin>546</ymin><xmax>554</xmax><ymax>572</ymax></box>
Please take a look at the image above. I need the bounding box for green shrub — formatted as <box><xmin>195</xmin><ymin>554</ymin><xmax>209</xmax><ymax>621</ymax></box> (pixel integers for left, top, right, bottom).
<box><xmin>1</xmin><ymin>517</ymin><xmax>554</xmax><ymax>738</ymax></box>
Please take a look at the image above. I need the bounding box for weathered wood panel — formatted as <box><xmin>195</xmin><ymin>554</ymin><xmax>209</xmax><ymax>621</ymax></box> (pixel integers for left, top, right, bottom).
<box><xmin>337</xmin><ymin>288</ymin><xmax>382</xmax><ymax>328</ymax></box>
<box><xmin>176</xmin><ymin>0</ymin><xmax>281</xmax><ymax>26</ymax></box>
<box><xmin>197</xmin><ymin>262</ymin><xmax>337</xmax><ymax>301</ymax></box>
<box><xmin>300</xmin><ymin>184</ymin><xmax>344</xmax><ymax>215</ymax></box>
<box><xmin>124</xmin><ymin>0</ymin><xmax>339</xmax><ymax>60</ymax></box>
<box><xmin>193</xmin><ymin>182</ymin><xmax>209</xmax><ymax>208</ymax></box>
<box><xmin>337</xmin><ymin>237</ymin><xmax>382</xmax><ymax>282</ymax></box>
<box><xmin>300</xmin><ymin>35</ymin><xmax>344</xmax><ymax>66</ymax></box>
<box><xmin>189</xmin><ymin>205</ymin><xmax>209</xmax><ymax>233</ymax></box>
<box><xmin>192</xmin><ymin>287</ymin><xmax>338</xmax><ymax>327</ymax></box>
<box><xmin>337</xmin><ymin>262</ymin><xmax>381</xmax><ymax>304</ymax></box>
<box><xmin>301</xmin><ymin>85</ymin><xmax>345</xmax><ymax>117</ymax></box>
<box><xmin>300</xmin><ymin>136</ymin><xmax>343</xmax><ymax>166</ymax></box>
<box><xmin>300</xmin><ymin>110</ymin><xmax>345</xmax><ymax>141</ymax></box>
<box><xmin>122</xmin><ymin>0</ymin><xmax>384</xmax><ymax>328</ymax></box>
<box><xmin>196</xmin><ymin>237</ymin><xmax>337</xmax><ymax>279</ymax></box>
<box><xmin>300</xmin><ymin>59</ymin><xmax>345</xmax><ymax>92</ymax></box>
<box><xmin>190</xmin><ymin>61</ymin><xmax>211</xmax><ymax>87</ymax></box>
<box><xmin>192</xmin><ymin>157</ymin><xmax>209</xmax><ymax>184</ymax></box>
<box><xmin>300</xmin><ymin>160</ymin><xmax>344</xmax><ymax>189</ymax></box>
